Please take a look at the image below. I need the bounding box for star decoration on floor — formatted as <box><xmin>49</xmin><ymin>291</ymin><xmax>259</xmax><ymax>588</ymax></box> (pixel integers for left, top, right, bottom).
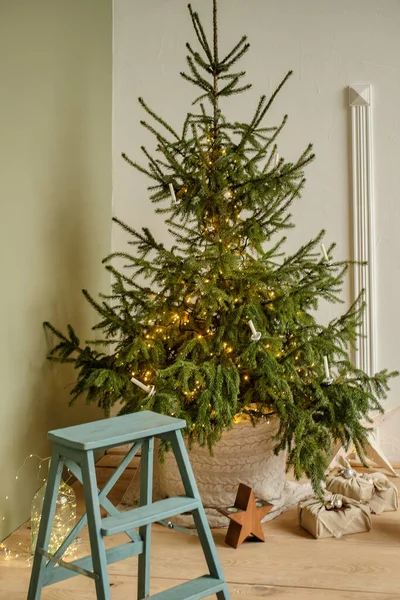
<box><xmin>218</xmin><ymin>483</ymin><xmax>273</xmax><ymax>549</ymax></box>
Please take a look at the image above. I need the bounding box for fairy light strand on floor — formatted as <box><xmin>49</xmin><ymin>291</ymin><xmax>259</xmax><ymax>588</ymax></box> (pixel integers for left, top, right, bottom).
<box><xmin>0</xmin><ymin>454</ymin><xmax>79</xmax><ymax>564</ymax></box>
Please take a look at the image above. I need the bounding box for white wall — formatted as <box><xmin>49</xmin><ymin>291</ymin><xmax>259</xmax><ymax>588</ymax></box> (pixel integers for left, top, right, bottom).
<box><xmin>113</xmin><ymin>0</ymin><xmax>400</xmax><ymax>458</ymax></box>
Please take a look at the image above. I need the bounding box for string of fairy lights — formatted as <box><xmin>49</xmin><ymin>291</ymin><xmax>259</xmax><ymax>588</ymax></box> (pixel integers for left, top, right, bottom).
<box><xmin>130</xmin><ymin>239</ymin><xmax>335</xmax><ymax>403</ymax></box>
<box><xmin>1</xmin><ymin>455</ymin><xmax>49</xmax><ymax>562</ymax></box>
<box><xmin>0</xmin><ymin>455</ymin><xmax>78</xmax><ymax>564</ymax></box>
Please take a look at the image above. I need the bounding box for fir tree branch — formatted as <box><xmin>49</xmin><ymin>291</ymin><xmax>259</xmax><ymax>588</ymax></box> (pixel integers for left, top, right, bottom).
<box><xmin>138</xmin><ymin>97</ymin><xmax>180</xmax><ymax>140</ymax></box>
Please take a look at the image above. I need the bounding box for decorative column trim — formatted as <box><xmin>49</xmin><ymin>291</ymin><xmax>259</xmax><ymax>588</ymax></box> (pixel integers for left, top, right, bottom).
<box><xmin>349</xmin><ymin>84</ymin><xmax>376</xmax><ymax>376</ymax></box>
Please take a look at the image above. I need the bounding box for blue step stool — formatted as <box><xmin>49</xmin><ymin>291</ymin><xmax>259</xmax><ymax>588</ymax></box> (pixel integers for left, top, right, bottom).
<box><xmin>27</xmin><ymin>411</ymin><xmax>231</xmax><ymax>600</ymax></box>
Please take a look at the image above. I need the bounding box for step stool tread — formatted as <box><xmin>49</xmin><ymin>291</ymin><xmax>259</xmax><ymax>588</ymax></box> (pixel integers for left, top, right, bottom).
<box><xmin>48</xmin><ymin>411</ymin><xmax>186</xmax><ymax>450</ymax></box>
<box><xmin>148</xmin><ymin>575</ymin><xmax>226</xmax><ymax>600</ymax></box>
<box><xmin>44</xmin><ymin>540</ymin><xmax>143</xmax><ymax>587</ymax></box>
<box><xmin>101</xmin><ymin>496</ymin><xmax>199</xmax><ymax>536</ymax></box>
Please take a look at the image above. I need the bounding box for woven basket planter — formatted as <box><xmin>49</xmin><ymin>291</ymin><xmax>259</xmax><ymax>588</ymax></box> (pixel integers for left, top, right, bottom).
<box><xmin>120</xmin><ymin>418</ymin><xmax>312</xmax><ymax>527</ymax></box>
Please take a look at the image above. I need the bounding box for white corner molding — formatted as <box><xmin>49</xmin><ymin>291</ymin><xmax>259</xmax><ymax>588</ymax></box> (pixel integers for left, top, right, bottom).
<box><xmin>349</xmin><ymin>84</ymin><xmax>376</xmax><ymax>376</ymax></box>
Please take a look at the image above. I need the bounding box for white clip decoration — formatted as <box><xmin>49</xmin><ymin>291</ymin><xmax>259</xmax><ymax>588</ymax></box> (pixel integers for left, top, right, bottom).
<box><xmin>248</xmin><ymin>320</ymin><xmax>262</xmax><ymax>342</ymax></box>
<box><xmin>131</xmin><ymin>375</ymin><xmax>156</xmax><ymax>397</ymax></box>
<box><xmin>168</xmin><ymin>183</ymin><xmax>177</xmax><ymax>203</ymax></box>
<box><xmin>323</xmin><ymin>356</ymin><xmax>333</xmax><ymax>385</ymax></box>
<box><xmin>320</xmin><ymin>243</ymin><xmax>331</xmax><ymax>265</ymax></box>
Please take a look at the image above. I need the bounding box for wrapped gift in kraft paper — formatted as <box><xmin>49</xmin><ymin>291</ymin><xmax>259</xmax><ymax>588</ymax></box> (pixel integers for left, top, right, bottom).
<box><xmin>326</xmin><ymin>470</ymin><xmax>373</xmax><ymax>504</ymax></box>
<box><xmin>298</xmin><ymin>494</ymin><xmax>371</xmax><ymax>539</ymax></box>
<box><xmin>362</xmin><ymin>472</ymin><xmax>399</xmax><ymax>515</ymax></box>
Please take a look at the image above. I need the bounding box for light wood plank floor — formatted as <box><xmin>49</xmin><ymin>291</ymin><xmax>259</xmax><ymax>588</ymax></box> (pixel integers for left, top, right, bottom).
<box><xmin>1</xmin><ymin>449</ymin><xmax>399</xmax><ymax>599</ymax></box>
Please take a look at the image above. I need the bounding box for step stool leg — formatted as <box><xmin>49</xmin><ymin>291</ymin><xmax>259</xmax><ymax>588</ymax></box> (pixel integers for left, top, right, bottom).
<box><xmin>27</xmin><ymin>445</ymin><xmax>64</xmax><ymax>600</ymax></box>
<box><xmin>169</xmin><ymin>431</ymin><xmax>231</xmax><ymax>600</ymax></box>
<box><xmin>81</xmin><ymin>450</ymin><xmax>112</xmax><ymax>600</ymax></box>
<box><xmin>138</xmin><ymin>437</ymin><xmax>154</xmax><ymax>600</ymax></box>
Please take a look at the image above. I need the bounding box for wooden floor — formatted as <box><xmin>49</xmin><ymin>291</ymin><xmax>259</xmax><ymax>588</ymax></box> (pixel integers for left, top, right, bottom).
<box><xmin>1</xmin><ymin>449</ymin><xmax>400</xmax><ymax>599</ymax></box>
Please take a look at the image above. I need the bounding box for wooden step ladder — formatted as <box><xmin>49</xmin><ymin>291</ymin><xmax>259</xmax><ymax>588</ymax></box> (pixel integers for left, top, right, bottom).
<box><xmin>27</xmin><ymin>411</ymin><xmax>230</xmax><ymax>600</ymax></box>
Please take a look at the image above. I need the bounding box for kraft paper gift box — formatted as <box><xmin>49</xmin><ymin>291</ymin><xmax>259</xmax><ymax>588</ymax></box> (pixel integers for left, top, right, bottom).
<box><xmin>362</xmin><ymin>472</ymin><xmax>399</xmax><ymax>515</ymax></box>
<box><xmin>298</xmin><ymin>494</ymin><xmax>371</xmax><ymax>539</ymax></box>
<box><xmin>325</xmin><ymin>471</ymin><xmax>373</xmax><ymax>503</ymax></box>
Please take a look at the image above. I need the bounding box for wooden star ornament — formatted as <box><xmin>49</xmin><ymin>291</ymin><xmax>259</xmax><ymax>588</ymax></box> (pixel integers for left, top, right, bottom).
<box><xmin>218</xmin><ymin>483</ymin><xmax>273</xmax><ymax>549</ymax></box>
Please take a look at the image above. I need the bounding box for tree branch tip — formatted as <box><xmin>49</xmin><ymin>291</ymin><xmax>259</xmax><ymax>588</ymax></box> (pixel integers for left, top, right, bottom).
<box><xmin>188</xmin><ymin>4</ymin><xmax>197</xmax><ymax>18</ymax></box>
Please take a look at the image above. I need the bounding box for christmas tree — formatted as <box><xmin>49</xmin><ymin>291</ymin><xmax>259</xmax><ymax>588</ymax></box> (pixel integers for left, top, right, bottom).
<box><xmin>44</xmin><ymin>0</ymin><xmax>396</xmax><ymax>493</ymax></box>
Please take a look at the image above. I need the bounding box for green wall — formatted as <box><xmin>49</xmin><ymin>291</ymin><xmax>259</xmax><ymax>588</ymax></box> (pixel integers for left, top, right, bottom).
<box><xmin>0</xmin><ymin>0</ymin><xmax>112</xmax><ymax>540</ymax></box>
